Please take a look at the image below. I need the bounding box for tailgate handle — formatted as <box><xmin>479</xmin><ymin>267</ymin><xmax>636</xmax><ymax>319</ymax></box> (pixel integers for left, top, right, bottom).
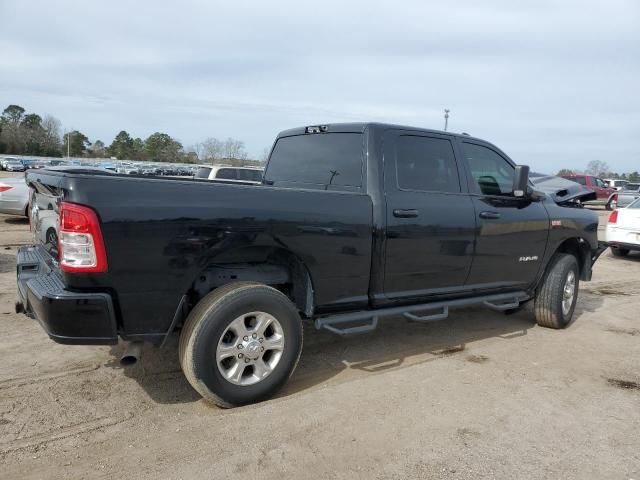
<box><xmin>393</xmin><ymin>209</ymin><xmax>419</xmax><ymax>218</ymax></box>
<box><xmin>479</xmin><ymin>211</ymin><xmax>501</xmax><ymax>220</ymax></box>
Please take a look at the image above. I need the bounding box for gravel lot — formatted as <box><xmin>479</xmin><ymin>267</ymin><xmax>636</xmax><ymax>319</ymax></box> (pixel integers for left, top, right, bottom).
<box><xmin>1</xmin><ymin>170</ymin><xmax>639</xmax><ymax>479</ymax></box>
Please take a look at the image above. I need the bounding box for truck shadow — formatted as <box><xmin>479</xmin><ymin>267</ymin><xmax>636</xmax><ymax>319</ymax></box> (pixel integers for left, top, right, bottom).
<box><xmin>3</xmin><ymin>216</ymin><xmax>29</xmax><ymax>225</ymax></box>
<box><xmin>105</xmin><ymin>300</ymin><xmax>604</xmax><ymax>406</ymax></box>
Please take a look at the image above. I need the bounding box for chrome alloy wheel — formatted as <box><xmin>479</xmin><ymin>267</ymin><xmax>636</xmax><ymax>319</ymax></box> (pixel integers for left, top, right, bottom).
<box><xmin>216</xmin><ymin>311</ymin><xmax>285</xmax><ymax>386</ymax></box>
<box><xmin>562</xmin><ymin>270</ymin><xmax>576</xmax><ymax>316</ymax></box>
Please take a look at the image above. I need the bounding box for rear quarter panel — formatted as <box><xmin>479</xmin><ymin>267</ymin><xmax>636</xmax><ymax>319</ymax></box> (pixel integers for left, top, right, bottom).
<box><xmin>57</xmin><ymin>175</ymin><xmax>373</xmax><ymax>336</ymax></box>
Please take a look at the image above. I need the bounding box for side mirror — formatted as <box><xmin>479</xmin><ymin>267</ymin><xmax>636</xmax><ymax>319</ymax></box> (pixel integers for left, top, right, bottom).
<box><xmin>513</xmin><ymin>165</ymin><xmax>530</xmax><ymax>198</ymax></box>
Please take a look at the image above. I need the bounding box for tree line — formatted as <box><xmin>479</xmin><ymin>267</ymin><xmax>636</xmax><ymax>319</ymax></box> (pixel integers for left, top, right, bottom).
<box><xmin>0</xmin><ymin>104</ymin><xmax>263</xmax><ymax>165</ymax></box>
<box><xmin>557</xmin><ymin>160</ymin><xmax>640</xmax><ymax>182</ymax></box>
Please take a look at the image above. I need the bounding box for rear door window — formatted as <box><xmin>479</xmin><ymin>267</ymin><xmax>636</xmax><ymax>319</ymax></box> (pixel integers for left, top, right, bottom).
<box><xmin>265</xmin><ymin>133</ymin><xmax>363</xmax><ymax>190</ymax></box>
<box><xmin>395</xmin><ymin>136</ymin><xmax>460</xmax><ymax>193</ymax></box>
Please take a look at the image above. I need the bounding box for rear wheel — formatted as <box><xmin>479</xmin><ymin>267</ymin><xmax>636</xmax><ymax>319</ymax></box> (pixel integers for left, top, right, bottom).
<box><xmin>606</xmin><ymin>199</ymin><xmax>617</xmax><ymax>211</ymax></box>
<box><xmin>179</xmin><ymin>282</ymin><xmax>303</xmax><ymax>408</ymax></box>
<box><xmin>534</xmin><ymin>254</ymin><xmax>579</xmax><ymax>329</ymax></box>
<box><xmin>611</xmin><ymin>247</ymin><xmax>629</xmax><ymax>257</ymax></box>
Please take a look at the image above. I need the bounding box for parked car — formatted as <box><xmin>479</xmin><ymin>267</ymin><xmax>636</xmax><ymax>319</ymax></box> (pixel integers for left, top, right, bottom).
<box><xmin>560</xmin><ymin>174</ymin><xmax>617</xmax><ymax>209</ymax></box>
<box><xmin>1</xmin><ymin>157</ymin><xmax>20</xmax><ymax>170</ymax></box>
<box><xmin>18</xmin><ymin>122</ymin><xmax>606</xmax><ymax>408</ymax></box>
<box><xmin>5</xmin><ymin>160</ymin><xmax>26</xmax><ymax>172</ymax></box>
<box><xmin>614</xmin><ymin>183</ymin><xmax>640</xmax><ymax>209</ymax></box>
<box><xmin>195</xmin><ymin>165</ymin><xmax>264</xmax><ymax>183</ymax></box>
<box><xmin>603</xmin><ymin>178</ymin><xmax>628</xmax><ymax>191</ymax></box>
<box><xmin>606</xmin><ymin>197</ymin><xmax>640</xmax><ymax>257</ymax></box>
<box><xmin>0</xmin><ymin>177</ymin><xmax>29</xmax><ymax>216</ymax></box>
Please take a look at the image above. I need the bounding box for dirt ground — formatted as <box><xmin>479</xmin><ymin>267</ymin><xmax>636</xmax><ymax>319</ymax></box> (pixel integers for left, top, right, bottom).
<box><xmin>0</xmin><ymin>171</ymin><xmax>638</xmax><ymax>479</ymax></box>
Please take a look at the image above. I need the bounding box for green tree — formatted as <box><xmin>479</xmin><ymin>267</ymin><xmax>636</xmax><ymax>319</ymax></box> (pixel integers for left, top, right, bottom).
<box><xmin>107</xmin><ymin>130</ymin><xmax>134</xmax><ymax>159</ymax></box>
<box><xmin>131</xmin><ymin>137</ymin><xmax>146</xmax><ymax>160</ymax></box>
<box><xmin>144</xmin><ymin>132</ymin><xmax>182</xmax><ymax>162</ymax></box>
<box><xmin>629</xmin><ymin>171</ymin><xmax>640</xmax><ymax>182</ymax></box>
<box><xmin>1</xmin><ymin>104</ymin><xmax>25</xmax><ymax>124</ymax></box>
<box><xmin>63</xmin><ymin>130</ymin><xmax>90</xmax><ymax>156</ymax></box>
<box><xmin>557</xmin><ymin>168</ymin><xmax>574</xmax><ymax>176</ymax></box>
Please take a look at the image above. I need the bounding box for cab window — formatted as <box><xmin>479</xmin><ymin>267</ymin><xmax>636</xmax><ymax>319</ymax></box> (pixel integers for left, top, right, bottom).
<box><xmin>461</xmin><ymin>143</ymin><xmax>514</xmax><ymax>196</ymax></box>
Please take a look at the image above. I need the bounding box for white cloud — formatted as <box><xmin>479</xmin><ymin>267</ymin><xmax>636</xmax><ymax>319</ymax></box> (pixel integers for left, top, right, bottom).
<box><xmin>0</xmin><ymin>0</ymin><xmax>638</xmax><ymax>172</ymax></box>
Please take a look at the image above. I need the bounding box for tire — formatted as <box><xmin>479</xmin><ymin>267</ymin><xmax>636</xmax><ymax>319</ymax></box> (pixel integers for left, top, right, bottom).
<box><xmin>606</xmin><ymin>200</ymin><xmax>617</xmax><ymax>211</ymax></box>
<box><xmin>611</xmin><ymin>247</ymin><xmax>629</xmax><ymax>257</ymax></box>
<box><xmin>179</xmin><ymin>282</ymin><xmax>303</xmax><ymax>408</ymax></box>
<box><xmin>534</xmin><ymin>254</ymin><xmax>579</xmax><ymax>329</ymax></box>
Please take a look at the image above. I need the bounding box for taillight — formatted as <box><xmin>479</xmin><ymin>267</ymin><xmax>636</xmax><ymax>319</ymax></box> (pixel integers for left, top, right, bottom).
<box><xmin>608</xmin><ymin>210</ymin><xmax>618</xmax><ymax>224</ymax></box>
<box><xmin>0</xmin><ymin>184</ymin><xmax>13</xmax><ymax>193</ymax></box>
<box><xmin>58</xmin><ymin>202</ymin><xmax>108</xmax><ymax>273</ymax></box>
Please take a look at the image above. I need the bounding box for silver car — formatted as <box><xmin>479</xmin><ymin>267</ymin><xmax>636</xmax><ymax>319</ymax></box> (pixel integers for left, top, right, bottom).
<box><xmin>616</xmin><ymin>183</ymin><xmax>640</xmax><ymax>209</ymax></box>
<box><xmin>0</xmin><ymin>177</ymin><xmax>29</xmax><ymax>216</ymax></box>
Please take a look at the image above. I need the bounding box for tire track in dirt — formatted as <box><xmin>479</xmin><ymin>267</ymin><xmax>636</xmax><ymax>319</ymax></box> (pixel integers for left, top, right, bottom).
<box><xmin>0</xmin><ymin>364</ymin><xmax>100</xmax><ymax>390</ymax></box>
<box><xmin>0</xmin><ymin>412</ymin><xmax>134</xmax><ymax>454</ymax></box>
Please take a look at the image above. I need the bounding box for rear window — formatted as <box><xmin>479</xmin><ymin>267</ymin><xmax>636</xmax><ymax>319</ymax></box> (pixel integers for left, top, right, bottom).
<box><xmin>265</xmin><ymin>133</ymin><xmax>363</xmax><ymax>189</ymax></box>
<box><xmin>195</xmin><ymin>167</ymin><xmax>212</xmax><ymax>179</ymax></box>
<box><xmin>623</xmin><ymin>183</ymin><xmax>640</xmax><ymax>191</ymax></box>
<box><xmin>215</xmin><ymin>168</ymin><xmax>237</xmax><ymax>180</ymax></box>
<box><xmin>238</xmin><ymin>169</ymin><xmax>262</xmax><ymax>181</ymax></box>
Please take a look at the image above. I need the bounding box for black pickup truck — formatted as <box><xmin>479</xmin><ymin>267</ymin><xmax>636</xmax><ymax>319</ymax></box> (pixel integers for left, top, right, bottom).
<box><xmin>17</xmin><ymin>123</ymin><xmax>605</xmax><ymax>407</ymax></box>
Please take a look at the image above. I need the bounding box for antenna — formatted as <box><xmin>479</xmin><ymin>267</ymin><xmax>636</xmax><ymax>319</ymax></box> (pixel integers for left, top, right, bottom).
<box><xmin>444</xmin><ymin>109</ymin><xmax>450</xmax><ymax>131</ymax></box>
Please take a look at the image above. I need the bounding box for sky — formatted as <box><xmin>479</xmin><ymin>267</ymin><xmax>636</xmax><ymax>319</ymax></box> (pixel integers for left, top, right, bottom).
<box><xmin>0</xmin><ymin>0</ymin><xmax>638</xmax><ymax>172</ymax></box>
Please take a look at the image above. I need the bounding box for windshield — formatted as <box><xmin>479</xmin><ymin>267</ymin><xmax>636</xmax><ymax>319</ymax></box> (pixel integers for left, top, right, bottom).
<box><xmin>622</xmin><ymin>183</ymin><xmax>640</xmax><ymax>191</ymax></box>
<box><xmin>629</xmin><ymin>198</ymin><xmax>640</xmax><ymax>209</ymax></box>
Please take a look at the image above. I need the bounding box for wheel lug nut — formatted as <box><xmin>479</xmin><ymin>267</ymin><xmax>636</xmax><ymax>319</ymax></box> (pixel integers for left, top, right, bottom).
<box><xmin>243</xmin><ymin>336</ymin><xmax>249</xmax><ymax>341</ymax></box>
<box><xmin>237</xmin><ymin>344</ymin><xmax>243</xmax><ymax>349</ymax></box>
<box><xmin>260</xmin><ymin>346</ymin><xmax>264</xmax><ymax>352</ymax></box>
<box><xmin>238</xmin><ymin>353</ymin><xmax>243</xmax><ymax>358</ymax></box>
<box><xmin>245</xmin><ymin>358</ymin><xmax>250</xmax><ymax>363</ymax></box>
<box><xmin>259</xmin><ymin>338</ymin><xmax>264</xmax><ymax>343</ymax></box>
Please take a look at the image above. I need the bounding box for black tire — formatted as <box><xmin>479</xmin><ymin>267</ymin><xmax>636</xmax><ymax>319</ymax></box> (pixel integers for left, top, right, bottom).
<box><xmin>611</xmin><ymin>247</ymin><xmax>629</xmax><ymax>257</ymax></box>
<box><xmin>534</xmin><ymin>254</ymin><xmax>579</xmax><ymax>329</ymax></box>
<box><xmin>179</xmin><ymin>282</ymin><xmax>303</xmax><ymax>408</ymax></box>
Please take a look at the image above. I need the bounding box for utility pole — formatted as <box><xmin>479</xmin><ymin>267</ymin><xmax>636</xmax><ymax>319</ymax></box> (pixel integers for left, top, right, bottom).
<box><xmin>444</xmin><ymin>109</ymin><xmax>450</xmax><ymax>132</ymax></box>
<box><xmin>66</xmin><ymin>130</ymin><xmax>72</xmax><ymax>158</ymax></box>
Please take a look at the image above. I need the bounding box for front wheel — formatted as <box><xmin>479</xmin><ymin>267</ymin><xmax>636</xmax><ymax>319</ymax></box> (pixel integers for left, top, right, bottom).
<box><xmin>179</xmin><ymin>282</ymin><xmax>303</xmax><ymax>408</ymax></box>
<box><xmin>534</xmin><ymin>254</ymin><xmax>579</xmax><ymax>329</ymax></box>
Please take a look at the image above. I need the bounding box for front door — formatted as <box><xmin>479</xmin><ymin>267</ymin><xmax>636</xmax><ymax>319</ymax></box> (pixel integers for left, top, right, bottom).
<box><xmin>383</xmin><ymin>131</ymin><xmax>476</xmax><ymax>301</ymax></box>
<box><xmin>458</xmin><ymin>140</ymin><xmax>549</xmax><ymax>289</ymax></box>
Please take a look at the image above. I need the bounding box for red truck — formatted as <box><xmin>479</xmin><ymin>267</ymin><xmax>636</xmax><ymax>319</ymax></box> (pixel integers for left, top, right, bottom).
<box><xmin>561</xmin><ymin>174</ymin><xmax>618</xmax><ymax>210</ymax></box>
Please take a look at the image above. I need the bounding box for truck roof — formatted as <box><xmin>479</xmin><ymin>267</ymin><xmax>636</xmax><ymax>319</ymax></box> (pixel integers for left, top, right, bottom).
<box><xmin>276</xmin><ymin>122</ymin><xmax>483</xmax><ymax>141</ymax></box>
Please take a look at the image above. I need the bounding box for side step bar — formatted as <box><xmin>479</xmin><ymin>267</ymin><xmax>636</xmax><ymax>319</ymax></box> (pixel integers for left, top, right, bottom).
<box><xmin>314</xmin><ymin>292</ymin><xmax>529</xmax><ymax>336</ymax></box>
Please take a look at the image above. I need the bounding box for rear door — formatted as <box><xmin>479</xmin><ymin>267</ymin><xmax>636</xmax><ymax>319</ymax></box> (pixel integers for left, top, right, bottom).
<box><xmin>383</xmin><ymin>130</ymin><xmax>476</xmax><ymax>301</ymax></box>
<box><xmin>458</xmin><ymin>140</ymin><xmax>549</xmax><ymax>289</ymax></box>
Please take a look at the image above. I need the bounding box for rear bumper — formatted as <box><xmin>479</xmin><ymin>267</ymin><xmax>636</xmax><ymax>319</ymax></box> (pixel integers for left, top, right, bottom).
<box><xmin>16</xmin><ymin>245</ymin><xmax>118</xmax><ymax>345</ymax></box>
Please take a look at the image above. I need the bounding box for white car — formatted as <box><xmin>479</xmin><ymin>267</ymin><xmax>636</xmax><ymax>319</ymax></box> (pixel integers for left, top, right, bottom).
<box><xmin>606</xmin><ymin>197</ymin><xmax>640</xmax><ymax>257</ymax></box>
<box><xmin>194</xmin><ymin>165</ymin><xmax>263</xmax><ymax>183</ymax></box>
<box><xmin>603</xmin><ymin>179</ymin><xmax>628</xmax><ymax>191</ymax></box>
<box><xmin>0</xmin><ymin>177</ymin><xmax>30</xmax><ymax>216</ymax></box>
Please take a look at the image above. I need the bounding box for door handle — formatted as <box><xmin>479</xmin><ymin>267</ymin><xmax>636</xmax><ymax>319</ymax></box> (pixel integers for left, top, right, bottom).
<box><xmin>393</xmin><ymin>209</ymin><xmax>419</xmax><ymax>218</ymax></box>
<box><xmin>479</xmin><ymin>211</ymin><xmax>501</xmax><ymax>220</ymax></box>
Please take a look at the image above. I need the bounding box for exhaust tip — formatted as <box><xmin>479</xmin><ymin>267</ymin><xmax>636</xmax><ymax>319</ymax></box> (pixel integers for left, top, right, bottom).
<box><xmin>120</xmin><ymin>342</ymin><xmax>143</xmax><ymax>367</ymax></box>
